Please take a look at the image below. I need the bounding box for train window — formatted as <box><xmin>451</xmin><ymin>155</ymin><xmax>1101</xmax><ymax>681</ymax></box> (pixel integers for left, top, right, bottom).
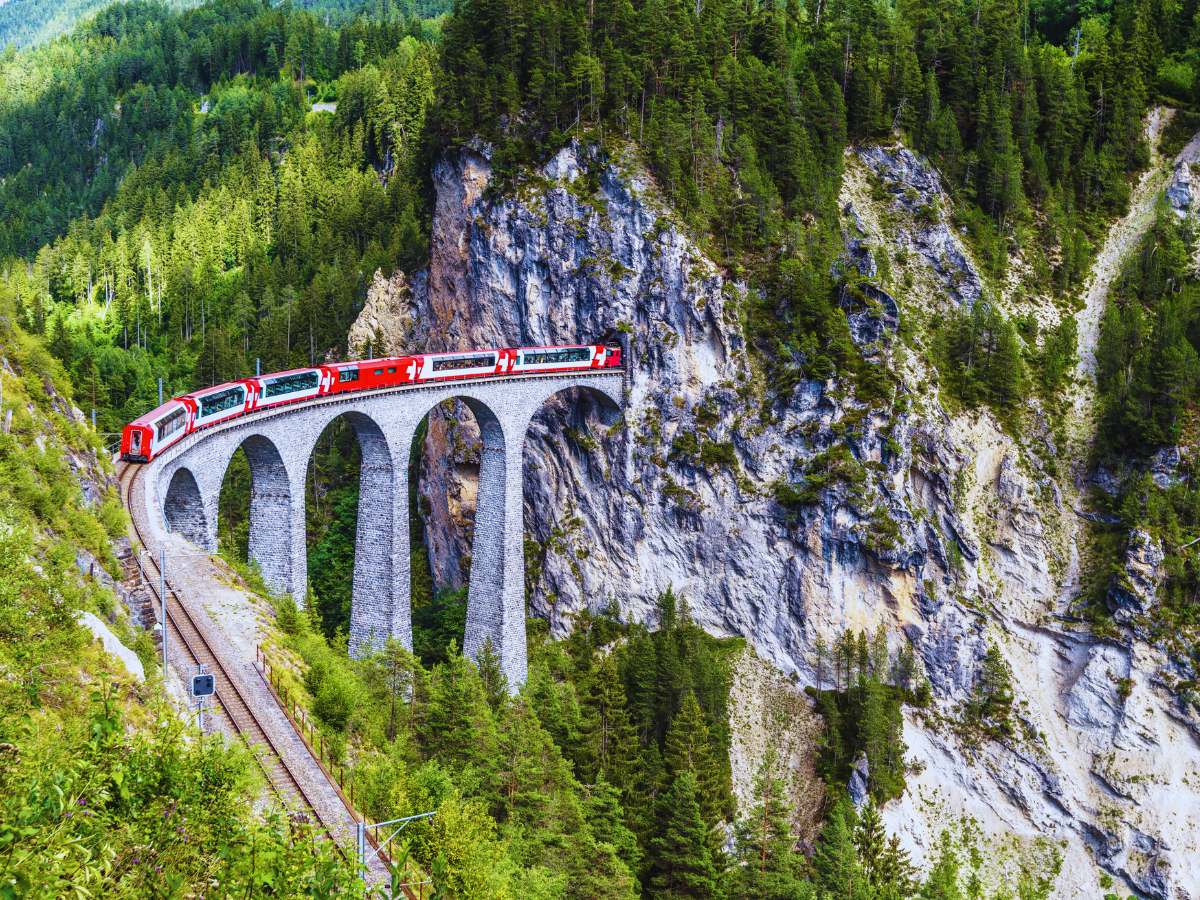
<box><xmin>519</xmin><ymin>347</ymin><xmax>591</xmax><ymax>365</ymax></box>
<box><xmin>198</xmin><ymin>386</ymin><xmax>244</xmax><ymax>418</ymax></box>
<box><xmin>266</xmin><ymin>371</ymin><xmax>319</xmax><ymax>397</ymax></box>
<box><xmin>387</xmin><ymin>367</ymin><xmax>397</xmax><ymax>374</ymax></box>
<box><xmin>374</xmin><ymin>369</ymin><xmax>384</xmax><ymax>375</ymax></box>
<box><xmin>155</xmin><ymin>407</ymin><xmax>186</xmax><ymax>441</ymax></box>
<box><xmin>338</xmin><ymin>368</ymin><xmax>360</xmax><ymax>384</ymax></box>
<box><xmin>130</xmin><ymin>431</ymin><xmax>142</xmax><ymax>452</ymax></box>
<box><xmin>432</xmin><ymin>354</ymin><xmax>496</xmax><ymax>372</ymax></box>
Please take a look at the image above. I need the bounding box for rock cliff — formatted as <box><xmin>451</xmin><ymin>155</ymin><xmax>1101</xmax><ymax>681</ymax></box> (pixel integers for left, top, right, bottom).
<box><xmin>351</xmin><ymin>134</ymin><xmax>1200</xmax><ymax>898</ymax></box>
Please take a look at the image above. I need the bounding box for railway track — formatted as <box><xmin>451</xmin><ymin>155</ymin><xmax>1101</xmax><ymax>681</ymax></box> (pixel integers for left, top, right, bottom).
<box><xmin>118</xmin><ymin>460</ymin><xmax>335</xmax><ymax>836</ymax></box>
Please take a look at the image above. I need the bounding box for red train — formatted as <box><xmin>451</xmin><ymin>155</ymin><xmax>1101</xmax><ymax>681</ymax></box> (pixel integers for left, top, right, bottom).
<box><xmin>120</xmin><ymin>344</ymin><xmax>622</xmax><ymax>462</ymax></box>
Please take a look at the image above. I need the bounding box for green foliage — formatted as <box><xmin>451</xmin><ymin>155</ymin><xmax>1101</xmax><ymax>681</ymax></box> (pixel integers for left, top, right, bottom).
<box><xmin>1095</xmin><ymin>210</ymin><xmax>1200</xmax><ymax>454</ymax></box>
<box><xmin>774</xmin><ymin>445</ymin><xmax>869</xmax><ymax>512</ymax></box>
<box><xmin>930</xmin><ymin>301</ymin><xmax>1029</xmax><ymax>412</ymax></box>
<box><xmin>728</xmin><ymin>750</ymin><xmax>813</xmax><ymax>900</ymax></box>
<box><xmin>959</xmin><ymin>641</ymin><xmax>1015</xmax><ymax>740</ymax></box>
<box><xmin>811</xmin><ymin>626</ymin><xmax>909</xmax><ymax>804</ymax></box>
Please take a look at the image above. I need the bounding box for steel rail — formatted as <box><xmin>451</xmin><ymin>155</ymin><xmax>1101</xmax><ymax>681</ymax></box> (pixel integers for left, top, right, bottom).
<box><xmin>119</xmin><ymin>461</ymin><xmax>340</xmax><ymax>842</ymax></box>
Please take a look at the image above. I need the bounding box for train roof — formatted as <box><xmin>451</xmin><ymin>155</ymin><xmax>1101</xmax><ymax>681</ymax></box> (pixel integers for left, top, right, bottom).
<box><xmin>330</xmin><ymin>357</ymin><xmax>410</xmax><ymax>368</ymax></box>
<box><xmin>129</xmin><ymin>398</ymin><xmax>187</xmax><ymax>427</ymax></box>
<box><xmin>514</xmin><ymin>344</ymin><xmax>594</xmax><ymax>350</ymax></box>
<box><xmin>247</xmin><ymin>367</ymin><xmax>323</xmax><ymax>382</ymax></box>
<box><xmin>182</xmin><ymin>381</ymin><xmax>246</xmax><ymax>399</ymax></box>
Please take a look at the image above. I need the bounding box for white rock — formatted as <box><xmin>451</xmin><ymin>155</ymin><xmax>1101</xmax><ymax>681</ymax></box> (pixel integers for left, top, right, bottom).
<box><xmin>76</xmin><ymin>611</ymin><xmax>144</xmax><ymax>682</ymax></box>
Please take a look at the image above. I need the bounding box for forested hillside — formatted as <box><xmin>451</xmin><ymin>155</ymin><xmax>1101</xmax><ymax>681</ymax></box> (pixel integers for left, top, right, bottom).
<box><xmin>0</xmin><ymin>0</ymin><xmax>1198</xmax><ymax>892</ymax></box>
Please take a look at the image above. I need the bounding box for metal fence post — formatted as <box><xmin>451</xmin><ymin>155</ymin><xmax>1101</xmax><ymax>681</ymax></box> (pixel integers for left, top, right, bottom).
<box><xmin>160</xmin><ymin>550</ymin><xmax>167</xmax><ymax>677</ymax></box>
<box><xmin>357</xmin><ymin>820</ymin><xmax>367</xmax><ymax>895</ymax></box>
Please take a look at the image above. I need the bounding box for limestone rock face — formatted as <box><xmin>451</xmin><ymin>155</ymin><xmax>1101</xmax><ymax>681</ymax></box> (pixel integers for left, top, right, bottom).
<box><xmin>1107</xmin><ymin>528</ymin><xmax>1164</xmax><ymax>618</ymax></box>
<box><xmin>1165</xmin><ymin>161</ymin><xmax>1193</xmax><ymax>217</ymax></box>
<box><xmin>847</xmin><ymin>755</ymin><xmax>870</xmax><ymax>807</ymax></box>
<box><xmin>346</xmin><ymin>268</ymin><xmax>424</xmax><ymax>358</ymax></box>
<box><xmin>408</xmin><ymin>139</ymin><xmax>1200</xmax><ymax>899</ymax></box>
<box><xmin>856</xmin><ymin>145</ymin><xmax>983</xmax><ymax>305</ymax></box>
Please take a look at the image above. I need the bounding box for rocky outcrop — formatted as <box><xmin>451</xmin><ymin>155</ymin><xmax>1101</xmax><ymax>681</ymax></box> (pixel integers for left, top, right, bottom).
<box><xmin>1165</xmin><ymin>161</ymin><xmax>1193</xmax><ymax>217</ymax></box>
<box><xmin>857</xmin><ymin>146</ymin><xmax>983</xmax><ymax>305</ymax></box>
<box><xmin>346</xmin><ymin>268</ymin><xmax>425</xmax><ymax>358</ymax></box>
<box><xmin>1107</xmin><ymin>528</ymin><xmax>1163</xmax><ymax>619</ymax></box>
<box><xmin>847</xmin><ymin>755</ymin><xmax>870</xmax><ymax>807</ymax></box>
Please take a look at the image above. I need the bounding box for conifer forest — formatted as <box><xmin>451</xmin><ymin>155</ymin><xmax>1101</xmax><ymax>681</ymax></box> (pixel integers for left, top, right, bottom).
<box><xmin>0</xmin><ymin>0</ymin><xmax>1198</xmax><ymax>894</ymax></box>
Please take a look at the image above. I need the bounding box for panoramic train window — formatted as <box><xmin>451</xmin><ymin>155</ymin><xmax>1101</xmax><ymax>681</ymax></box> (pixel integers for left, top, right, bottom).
<box><xmin>432</xmin><ymin>354</ymin><xmax>496</xmax><ymax>372</ymax></box>
<box><xmin>198</xmin><ymin>386</ymin><xmax>244</xmax><ymax>418</ymax></box>
<box><xmin>266</xmin><ymin>371</ymin><xmax>319</xmax><ymax>397</ymax></box>
<box><xmin>339</xmin><ymin>368</ymin><xmax>360</xmax><ymax>383</ymax></box>
<box><xmin>155</xmin><ymin>407</ymin><xmax>186</xmax><ymax>440</ymax></box>
<box><xmin>520</xmin><ymin>347</ymin><xmax>590</xmax><ymax>365</ymax></box>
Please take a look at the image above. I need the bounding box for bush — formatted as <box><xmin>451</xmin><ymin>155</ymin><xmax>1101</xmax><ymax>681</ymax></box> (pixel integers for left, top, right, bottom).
<box><xmin>699</xmin><ymin>440</ymin><xmax>737</xmax><ymax>469</ymax></box>
<box><xmin>1158</xmin><ymin>61</ymin><xmax>1194</xmax><ymax>104</ymax></box>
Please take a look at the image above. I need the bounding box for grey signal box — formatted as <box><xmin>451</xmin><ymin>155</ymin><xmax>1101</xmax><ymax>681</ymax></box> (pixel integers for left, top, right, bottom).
<box><xmin>192</xmin><ymin>674</ymin><xmax>215</xmax><ymax>697</ymax></box>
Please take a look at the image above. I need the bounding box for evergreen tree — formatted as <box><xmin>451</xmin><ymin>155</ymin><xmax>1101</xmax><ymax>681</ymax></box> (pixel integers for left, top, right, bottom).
<box><xmin>475</xmin><ymin>635</ymin><xmax>508</xmax><ymax>713</ymax></box>
<box><xmin>920</xmin><ymin>832</ymin><xmax>963</xmax><ymax>900</ymax></box>
<box><xmin>729</xmin><ymin>749</ymin><xmax>808</xmax><ymax>900</ymax></box>
<box><xmin>663</xmin><ymin>692</ymin><xmax>723</xmax><ymax>826</ymax></box>
<box><xmin>812</xmin><ymin>798</ymin><xmax>869</xmax><ymax>900</ymax></box>
<box><xmin>419</xmin><ymin>641</ymin><xmax>496</xmax><ymax>772</ymax></box>
<box><xmin>585</xmin><ymin>770</ymin><xmax>642</xmax><ymax>870</ymax></box>
<box><xmin>645</xmin><ymin>773</ymin><xmax>718</xmax><ymax>900</ymax></box>
<box><xmin>579</xmin><ymin>654</ymin><xmax>637</xmax><ymax>787</ymax></box>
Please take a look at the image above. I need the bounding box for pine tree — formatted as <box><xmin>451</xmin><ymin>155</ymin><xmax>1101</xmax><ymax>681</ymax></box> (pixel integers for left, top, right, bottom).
<box><xmin>729</xmin><ymin>749</ymin><xmax>807</xmax><ymax>900</ymax></box>
<box><xmin>378</xmin><ymin>636</ymin><xmax>414</xmax><ymax>742</ymax></box>
<box><xmin>474</xmin><ymin>635</ymin><xmax>508</xmax><ymax>712</ymax></box>
<box><xmin>920</xmin><ymin>831</ymin><xmax>963</xmax><ymax>900</ymax></box>
<box><xmin>812</xmin><ymin>798</ymin><xmax>869</xmax><ymax>900</ymax></box>
<box><xmin>585</xmin><ymin>770</ymin><xmax>642</xmax><ymax>869</ymax></box>
<box><xmin>855</xmin><ymin>801</ymin><xmax>916</xmax><ymax>897</ymax></box>
<box><xmin>579</xmin><ymin>654</ymin><xmax>637</xmax><ymax>787</ymax></box>
<box><xmin>419</xmin><ymin>640</ymin><xmax>496</xmax><ymax>772</ymax></box>
<box><xmin>646</xmin><ymin>773</ymin><xmax>718</xmax><ymax>900</ymax></box>
<box><xmin>663</xmin><ymin>692</ymin><xmax>722</xmax><ymax>826</ymax></box>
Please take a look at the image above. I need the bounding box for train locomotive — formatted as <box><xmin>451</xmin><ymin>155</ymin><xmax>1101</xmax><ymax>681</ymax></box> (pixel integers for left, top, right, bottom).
<box><xmin>120</xmin><ymin>343</ymin><xmax>622</xmax><ymax>463</ymax></box>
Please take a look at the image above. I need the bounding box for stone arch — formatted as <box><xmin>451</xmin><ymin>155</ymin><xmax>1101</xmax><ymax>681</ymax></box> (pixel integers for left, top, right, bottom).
<box><xmin>163</xmin><ymin>467</ymin><xmax>209</xmax><ymax>548</ymax></box>
<box><xmin>223</xmin><ymin>434</ymin><xmax>294</xmax><ymax>595</ymax></box>
<box><xmin>405</xmin><ymin>393</ymin><xmax>525</xmax><ymax>684</ymax></box>
<box><xmin>300</xmin><ymin>410</ymin><xmax>399</xmax><ymax>655</ymax></box>
<box><xmin>517</xmin><ymin>381</ymin><xmax>627</xmax><ymax>631</ymax></box>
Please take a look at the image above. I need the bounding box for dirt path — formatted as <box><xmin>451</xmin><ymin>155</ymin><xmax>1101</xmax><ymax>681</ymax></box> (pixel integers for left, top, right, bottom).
<box><xmin>1071</xmin><ymin>107</ymin><xmax>1173</xmax><ymax>404</ymax></box>
<box><xmin>1053</xmin><ymin>107</ymin><xmax>1200</xmax><ymax>609</ymax></box>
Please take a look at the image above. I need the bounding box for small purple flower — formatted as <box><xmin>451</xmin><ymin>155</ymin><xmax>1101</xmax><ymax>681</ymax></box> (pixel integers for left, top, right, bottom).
<box><xmin>133</xmin><ymin>859</ymin><xmax>140</xmax><ymax>864</ymax></box>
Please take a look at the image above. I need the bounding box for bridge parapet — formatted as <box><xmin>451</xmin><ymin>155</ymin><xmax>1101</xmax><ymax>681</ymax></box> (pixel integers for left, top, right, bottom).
<box><xmin>140</xmin><ymin>370</ymin><xmax>624</xmax><ymax>687</ymax></box>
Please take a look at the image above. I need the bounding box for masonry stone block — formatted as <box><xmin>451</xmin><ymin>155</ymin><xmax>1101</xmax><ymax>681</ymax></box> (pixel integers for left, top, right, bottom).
<box><xmin>142</xmin><ymin>371</ymin><xmax>622</xmax><ymax>686</ymax></box>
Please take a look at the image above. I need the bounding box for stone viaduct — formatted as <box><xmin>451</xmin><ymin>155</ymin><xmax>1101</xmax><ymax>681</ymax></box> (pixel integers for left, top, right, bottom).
<box><xmin>138</xmin><ymin>371</ymin><xmax>624</xmax><ymax>686</ymax></box>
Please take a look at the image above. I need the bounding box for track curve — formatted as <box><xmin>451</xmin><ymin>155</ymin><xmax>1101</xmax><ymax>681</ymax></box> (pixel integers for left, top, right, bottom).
<box><xmin>118</xmin><ymin>460</ymin><xmax>335</xmax><ymax>836</ymax></box>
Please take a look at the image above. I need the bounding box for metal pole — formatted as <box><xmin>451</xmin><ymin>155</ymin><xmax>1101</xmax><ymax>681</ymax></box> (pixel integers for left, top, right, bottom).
<box><xmin>357</xmin><ymin>821</ymin><xmax>367</xmax><ymax>895</ymax></box>
<box><xmin>91</xmin><ymin>409</ymin><xmax>96</xmax><ymax>431</ymax></box>
<box><xmin>256</xmin><ymin>358</ymin><xmax>260</xmax><ymax>377</ymax></box>
<box><xmin>158</xmin><ymin>377</ymin><xmax>163</xmax><ymax>407</ymax></box>
<box><xmin>160</xmin><ymin>549</ymin><xmax>167</xmax><ymax>678</ymax></box>
<box><xmin>367</xmin><ymin>343</ymin><xmax>372</xmax><ymax>360</ymax></box>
